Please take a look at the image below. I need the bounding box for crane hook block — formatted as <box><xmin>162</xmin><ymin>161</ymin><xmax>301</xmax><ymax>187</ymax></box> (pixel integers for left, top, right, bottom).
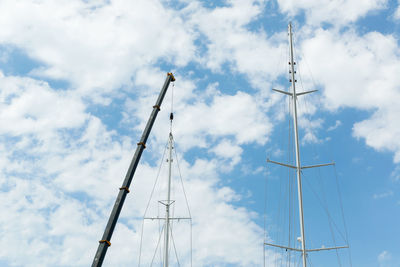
<box><xmin>167</xmin><ymin>72</ymin><xmax>176</xmax><ymax>82</ymax></box>
<box><xmin>170</xmin><ymin>112</ymin><xmax>174</xmax><ymax>121</ymax></box>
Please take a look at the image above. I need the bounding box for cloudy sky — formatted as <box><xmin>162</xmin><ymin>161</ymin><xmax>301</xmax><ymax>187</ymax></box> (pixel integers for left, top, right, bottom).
<box><xmin>0</xmin><ymin>0</ymin><xmax>399</xmax><ymax>266</ymax></box>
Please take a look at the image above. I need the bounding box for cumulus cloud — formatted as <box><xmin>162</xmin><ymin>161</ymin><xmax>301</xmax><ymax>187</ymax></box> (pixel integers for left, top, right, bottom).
<box><xmin>327</xmin><ymin>120</ymin><xmax>342</xmax><ymax>131</ymax></box>
<box><xmin>1</xmin><ymin>0</ymin><xmax>399</xmax><ymax>266</ymax></box>
<box><xmin>183</xmin><ymin>0</ymin><xmax>287</xmax><ymax>90</ymax></box>
<box><xmin>378</xmin><ymin>250</ymin><xmax>393</xmax><ymax>267</ymax></box>
<box><xmin>126</xmin><ymin>74</ymin><xmax>273</xmax><ymax>153</ymax></box>
<box><xmin>373</xmin><ymin>190</ymin><xmax>394</xmax><ymax>199</ymax></box>
<box><xmin>298</xmin><ymin>28</ymin><xmax>400</xmax><ymax>162</ymax></box>
<box><xmin>395</xmin><ymin>0</ymin><xmax>400</xmax><ymax>19</ymax></box>
<box><xmin>0</xmin><ymin>72</ymin><xmax>87</xmax><ymax>135</ymax></box>
<box><xmin>0</xmin><ymin>57</ymin><xmax>271</xmax><ymax>267</ymax></box>
<box><xmin>0</xmin><ymin>0</ymin><xmax>195</xmax><ymax>98</ymax></box>
<box><xmin>277</xmin><ymin>0</ymin><xmax>387</xmax><ymax>25</ymax></box>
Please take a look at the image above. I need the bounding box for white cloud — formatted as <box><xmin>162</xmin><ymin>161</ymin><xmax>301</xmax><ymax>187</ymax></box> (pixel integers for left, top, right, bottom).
<box><xmin>299</xmin><ymin>28</ymin><xmax>400</xmax><ymax>162</ymax></box>
<box><xmin>0</xmin><ymin>0</ymin><xmax>195</xmax><ymax>98</ymax></box>
<box><xmin>0</xmin><ymin>177</ymin><xmax>101</xmax><ymax>266</ymax></box>
<box><xmin>2</xmin><ymin>0</ymin><xmax>399</xmax><ymax>266</ymax></box>
<box><xmin>390</xmin><ymin>165</ymin><xmax>400</xmax><ymax>182</ymax></box>
<box><xmin>277</xmin><ymin>0</ymin><xmax>387</xmax><ymax>25</ymax></box>
<box><xmin>353</xmin><ymin>107</ymin><xmax>400</xmax><ymax>163</ymax></box>
<box><xmin>299</xmin><ymin>117</ymin><xmax>324</xmax><ymax>144</ymax></box>
<box><xmin>395</xmin><ymin>0</ymin><xmax>400</xmax><ymax>19</ymax></box>
<box><xmin>373</xmin><ymin>190</ymin><xmax>394</xmax><ymax>199</ymax></box>
<box><xmin>378</xmin><ymin>250</ymin><xmax>392</xmax><ymax>267</ymax></box>
<box><xmin>0</xmin><ymin>69</ymin><xmax>271</xmax><ymax>266</ymax></box>
<box><xmin>327</xmin><ymin>120</ymin><xmax>342</xmax><ymax>131</ymax></box>
<box><xmin>0</xmin><ymin>72</ymin><xmax>87</xmax><ymax>136</ymax></box>
<box><xmin>184</xmin><ymin>0</ymin><xmax>286</xmax><ymax>90</ymax></box>
<box><xmin>126</xmin><ymin>76</ymin><xmax>273</xmax><ymax>152</ymax></box>
<box><xmin>211</xmin><ymin>138</ymin><xmax>244</xmax><ymax>171</ymax></box>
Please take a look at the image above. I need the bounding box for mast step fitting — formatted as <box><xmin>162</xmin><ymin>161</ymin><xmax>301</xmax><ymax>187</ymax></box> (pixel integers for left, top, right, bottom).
<box><xmin>153</xmin><ymin>105</ymin><xmax>161</xmax><ymax>111</ymax></box>
<box><xmin>119</xmin><ymin>186</ymin><xmax>130</xmax><ymax>193</ymax></box>
<box><xmin>167</xmin><ymin>72</ymin><xmax>176</xmax><ymax>82</ymax></box>
<box><xmin>99</xmin><ymin>240</ymin><xmax>111</xmax><ymax>247</ymax></box>
<box><xmin>137</xmin><ymin>142</ymin><xmax>146</xmax><ymax>148</ymax></box>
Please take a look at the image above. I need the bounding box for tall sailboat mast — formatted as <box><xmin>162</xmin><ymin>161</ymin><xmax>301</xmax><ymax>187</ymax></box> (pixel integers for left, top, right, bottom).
<box><xmin>264</xmin><ymin>23</ymin><xmax>349</xmax><ymax>267</ymax></box>
<box><xmin>288</xmin><ymin>22</ymin><xmax>307</xmax><ymax>267</ymax></box>
<box><xmin>266</xmin><ymin>23</ymin><xmax>348</xmax><ymax>266</ymax></box>
<box><xmin>164</xmin><ymin>131</ymin><xmax>173</xmax><ymax>267</ymax></box>
<box><xmin>139</xmin><ymin>98</ymin><xmax>193</xmax><ymax>266</ymax></box>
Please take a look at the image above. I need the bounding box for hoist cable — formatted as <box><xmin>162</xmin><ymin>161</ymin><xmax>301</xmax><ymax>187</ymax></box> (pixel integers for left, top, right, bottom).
<box><xmin>173</xmin><ymin>134</ymin><xmax>193</xmax><ymax>267</ymax></box>
<box><xmin>173</xmin><ymin>142</ymin><xmax>192</xmax><ymax>218</ymax></box>
<box><xmin>334</xmin><ymin>165</ymin><xmax>353</xmax><ymax>267</ymax></box>
<box><xmin>170</xmin><ymin>81</ymin><xmax>174</xmax><ymax>133</ymax></box>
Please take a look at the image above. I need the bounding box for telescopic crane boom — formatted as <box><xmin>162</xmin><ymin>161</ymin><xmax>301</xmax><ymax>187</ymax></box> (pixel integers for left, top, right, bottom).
<box><xmin>92</xmin><ymin>72</ymin><xmax>175</xmax><ymax>267</ymax></box>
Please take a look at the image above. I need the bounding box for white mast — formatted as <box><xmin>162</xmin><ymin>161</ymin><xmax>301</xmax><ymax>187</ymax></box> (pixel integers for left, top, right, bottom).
<box><xmin>288</xmin><ymin>22</ymin><xmax>307</xmax><ymax>267</ymax></box>
<box><xmin>138</xmin><ymin>87</ymin><xmax>193</xmax><ymax>266</ymax></box>
<box><xmin>163</xmin><ymin>132</ymin><xmax>173</xmax><ymax>267</ymax></box>
<box><xmin>266</xmin><ymin>23</ymin><xmax>348</xmax><ymax>266</ymax></box>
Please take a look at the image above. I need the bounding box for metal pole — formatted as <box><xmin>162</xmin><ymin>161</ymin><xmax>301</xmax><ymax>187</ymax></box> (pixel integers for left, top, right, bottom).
<box><xmin>163</xmin><ymin>133</ymin><xmax>173</xmax><ymax>267</ymax></box>
<box><xmin>288</xmin><ymin>23</ymin><xmax>307</xmax><ymax>267</ymax></box>
<box><xmin>92</xmin><ymin>73</ymin><xmax>175</xmax><ymax>267</ymax></box>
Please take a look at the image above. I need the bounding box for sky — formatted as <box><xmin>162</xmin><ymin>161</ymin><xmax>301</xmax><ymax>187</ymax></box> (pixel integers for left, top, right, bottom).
<box><xmin>0</xmin><ymin>0</ymin><xmax>399</xmax><ymax>266</ymax></box>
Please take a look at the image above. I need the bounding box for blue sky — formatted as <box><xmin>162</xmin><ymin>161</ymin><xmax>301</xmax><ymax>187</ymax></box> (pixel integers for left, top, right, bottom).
<box><xmin>0</xmin><ymin>0</ymin><xmax>399</xmax><ymax>266</ymax></box>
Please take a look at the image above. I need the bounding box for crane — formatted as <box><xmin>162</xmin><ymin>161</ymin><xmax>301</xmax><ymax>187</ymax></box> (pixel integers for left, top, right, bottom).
<box><xmin>92</xmin><ymin>72</ymin><xmax>175</xmax><ymax>267</ymax></box>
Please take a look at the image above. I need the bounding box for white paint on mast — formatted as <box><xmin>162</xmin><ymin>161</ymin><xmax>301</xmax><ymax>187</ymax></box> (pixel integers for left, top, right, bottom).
<box><xmin>288</xmin><ymin>22</ymin><xmax>307</xmax><ymax>267</ymax></box>
<box><xmin>164</xmin><ymin>132</ymin><xmax>173</xmax><ymax>267</ymax></box>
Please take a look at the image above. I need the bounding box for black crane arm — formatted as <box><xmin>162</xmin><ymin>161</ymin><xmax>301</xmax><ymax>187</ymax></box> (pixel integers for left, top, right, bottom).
<box><xmin>92</xmin><ymin>72</ymin><xmax>175</xmax><ymax>267</ymax></box>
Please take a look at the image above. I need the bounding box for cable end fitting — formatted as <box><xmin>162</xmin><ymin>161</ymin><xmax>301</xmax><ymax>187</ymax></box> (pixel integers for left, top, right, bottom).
<box><xmin>167</xmin><ymin>72</ymin><xmax>175</xmax><ymax>82</ymax></box>
<box><xmin>99</xmin><ymin>240</ymin><xmax>111</xmax><ymax>247</ymax></box>
<box><xmin>119</xmin><ymin>186</ymin><xmax>130</xmax><ymax>193</ymax></box>
<box><xmin>137</xmin><ymin>142</ymin><xmax>146</xmax><ymax>149</ymax></box>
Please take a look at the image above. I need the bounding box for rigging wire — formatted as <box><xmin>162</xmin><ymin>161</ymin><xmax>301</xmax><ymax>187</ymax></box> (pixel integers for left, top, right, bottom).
<box><xmin>173</xmin><ymin>141</ymin><xmax>192</xmax><ymax>218</ymax></box>
<box><xmin>169</xmin><ymin>80</ymin><xmax>175</xmax><ymax>133</ymax></box>
<box><xmin>334</xmin><ymin>165</ymin><xmax>354</xmax><ymax>267</ymax></box>
<box><xmin>138</xmin><ymin>140</ymin><xmax>169</xmax><ymax>266</ymax></box>
<box><xmin>170</xmin><ymin>228</ymin><xmax>181</xmax><ymax>267</ymax></box>
<box><xmin>150</xmin><ymin>224</ymin><xmax>165</xmax><ymax>267</ymax></box>
<box><xmin>292</xmin><ymin>24</ymin><xmax>352</xmax><ymax>266</ymax></box>
<box><xmin>266</xmin><ymin>26</ymin><xmax>298</xmax><ymax>267</ymax></box>
<box><xmin>173</xmin><ymin>140</ymin><xmax>193</xmax><ymax>267</ymax></box>
<box><xmin>264</xmin><ymin>162</ymin><xmax>269</xmax><ymax>267</ymax></box>
<box><xmin>301</xmin><ymin>171</ymin><xmax>347</xmax><ymax>240</ymax></box>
